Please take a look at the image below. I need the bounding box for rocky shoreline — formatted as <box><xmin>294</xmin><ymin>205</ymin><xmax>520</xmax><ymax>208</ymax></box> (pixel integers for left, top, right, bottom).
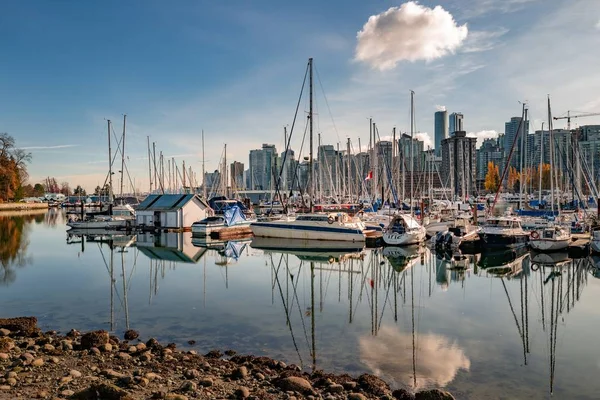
<box><xmin>0</xmin><ymin>317</ymin><xmax>455</xmax><ymax>400</ymax></box>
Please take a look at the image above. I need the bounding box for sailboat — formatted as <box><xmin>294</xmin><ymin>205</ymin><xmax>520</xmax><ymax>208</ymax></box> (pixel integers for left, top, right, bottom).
<box><xmin>382</xmin><ymin>91</ymin><xmax>426</xmax><ymax>246</ymax></box>
<box><xmin>529</xmin><ymin>97</ymin><xmax>571</xmax><ymax>252</ymax></box>
<box><xmin>250</xmin><ymin>59</ymin><xmax>367</xmax><ymax>242</ymax></box>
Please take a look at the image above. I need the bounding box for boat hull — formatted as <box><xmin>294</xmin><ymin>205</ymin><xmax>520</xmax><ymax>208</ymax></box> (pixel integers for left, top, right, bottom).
<box><xmin>480</xmin><ymin>233</ymin><xmax>529</xmax><ymax>249</ymax></box>
<box><xmin>382</xmin><ymin>230</ymin><xmax>426</xmax><ymax>246</ymax></box>
<box><xmin>591</xmin><ymin>241</ymin><xmax>600</xmax><ymax>253</ymax></box>
<box><xmin>250</xmin><ymin>222</ymin><xmax>365</xmax><ymax>242</ymax></box>
<box><xmin>529</xmin><ymin>238</ymin><xmax>570</xmax><ymax>252</ymax></box>
<box><xmin>66</xmin><ymin>220</ymin><xmax>127</xmax><ymax>229</ymax></box>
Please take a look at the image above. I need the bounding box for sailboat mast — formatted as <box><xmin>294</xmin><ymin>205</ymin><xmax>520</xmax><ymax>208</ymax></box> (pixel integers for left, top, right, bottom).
<box><xmin>539</xmin><ymin>122</ymin><xmax>544</xmax><ymax>204</ymax></box>
<box><xmin>309</xmin><ymin>58</ymin><xmax>314</xmax><ymax>212</ymax></box>
<box><xmin>548</xmin><ymin>97</ymin><xmax>555</xmax><ymax>213</ymax></box>
<box><xmin>347</xmin><ymin>138</ymin><xmax>352</xmax><ymax>201</ymax></box>
<box><xmin>202</xmin><ymin>130</ymin><xmax>207</xmax><ymax>199</ymax></box>
<box><xmin>107</xmin><ymin>119</ymin><xmax>113</xmax><ymax>202</ymax></box>
<box><xmin>120</xmin><ymin>114</ymin><xmax>126</xmax><ymax>199</ymax></box>
<box><xmin>410</xmin><ymin>90</ymin><xmax>414</xmax><ymax>217</ymax></box>
<box><xmin>224</xmin><ymin>143</ymin><xmax>228</xmax><ymax>197</ymax></box>
<box><xmin>147</xmin><ymin>136</ymin><xmax>152</xmax><ymax>193</ymax></box>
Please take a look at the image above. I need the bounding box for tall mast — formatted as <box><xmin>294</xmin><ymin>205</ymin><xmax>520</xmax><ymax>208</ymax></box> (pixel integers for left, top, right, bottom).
<box><xmin>147</xmin><ymin>136</ymin><xmax>152</xmax><ymax>193</ymax></box>
<box><xmin>410</xmin><ymin>90</ymin><xmax>414</xmax><ymax>217</ymax></box>
<box><xmin>369</xmin><ymin>118</ymin><xmax>373</xmax><ymax>201</ymax></box>
<box><xmin>548</xmin><ymin>96</ymin><xmax>555</xmax><ymax>213</ymax></box>
<box><xmin>393</xmin><ymin>127</ymin><xmax>397</xmax><ymax>203</ymax></box>
<box><xmin>373</xmin><ymin>121</ymin><xmax>378</xmax><ymax>203</ymax></box>
<box><xmin>202</xmin><ymin>130</ymin><xmax>207</xmax><ymax>199</ymax></box>
<box><xmin>519</xmin><ymin>104</ymin><xmax>525</xmax><ymax>210</ymax></box>
<box><xmin>224</xmin><ymin>144</ymin><xmax>228</xmax><ymax>197</ymax></box>
<box><xmin>309</xmin><ymin>58</ymin><xmax>314</xmax><ymax>212</ymax></box>
<box><xmin>347</xmin><ymin>138</ymin><xmax>352</xmax><ymax>201</ymax></box>
<box><xmin>183</xmin><ymin>160</ymin><xmax>186</xmax><ymax>194</ymax></box>
<box><xmin>120</xmin><ymin>114</ymin><xmax>126</xmax><ymax>199</ymax></box>
<box><xmin>107</xmin><ymin>119</ymin><xmax>113</xmax><ymax>202</ymax></box>
<box><xmin>539</xmin><ymin>122</ymin><xmax>544</xmax><ymax>204</ymax></box>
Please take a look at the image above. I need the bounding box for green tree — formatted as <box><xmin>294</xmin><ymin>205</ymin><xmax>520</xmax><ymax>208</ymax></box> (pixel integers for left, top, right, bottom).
<box><xmin>73</xmin><ymin>185</ymin><xmax>86</xmax><ymax>196</ymax></box>
<box><xmin>32</xmin><ymin>184</ymin><xmax>44</xmax><ymax>197</ymax></box>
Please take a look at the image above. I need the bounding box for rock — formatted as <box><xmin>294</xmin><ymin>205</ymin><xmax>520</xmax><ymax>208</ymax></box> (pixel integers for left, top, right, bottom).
<box><xmin>90</xmin><ymin>347</ymin><xmax>101</xmax><ymax>356</ymax></box>
<box><xmin>236</xmin><ymin>386</ymin><xmax>251</xmax><ymax>398</ymax></box>
<box><xmin>180</xmin><ymin>380</ymin><xmax>197</xmax><ymax>392</ymax></box>
<box><xmin>66</xmin><ymin>329</ymin><xmax>80</xmax><ymax>338</ymax></box>
<box><xmin>0</xmin><ymin>329</ymin><xmax>10</xmax><ymax>337</ymax></box>
<box><xmin>0</xmin><ymin>317</ymin><xmax>39</xmax><ymax>336</ymax></box>
<box><xmin>7</xmin><ymin>377</ymin><xmax>17</xmax><ymax>386</ymax></box>
<box><xmin>50</xmin><ymin>357</ymin><xmax>59</xmax><ymax>364</ymax></box>
<box><xmin>102</xmin><ymin>343</ymin><xmax>113</xmax><ymax>352</ymax></box>
<box><xmin>358</xmin><ymin>374</ymin><xmax>391</xmax><ymax>396</ymax></box>
<box><xmin>348</xmin><ymin>394</ymin><xmax>368</xmax><ymax>400</ymax></box>
<box><xmin>37</xmin><ymin>390</ymin><xmax>48</xmax><ymax>398</ymax></box>
<box><xmin>165</xmin><ymin>395</ymin><xmax>188</xmax><ymax>400</ymax></box>
<box><xmin>199</xmin><ymin>377</ymin><xmax>213</xmax><ymax>387</ymax></box>
<box><xmin>0</xmin><ymin>337</ymin><xmax>14</xmax><ymax>352</ymax></box>
<box><xmin>145</xmin><ymin>372</ymin><xmax>160</xmax><ymax>381</ymax></box>
<box><xmin>140</xmin><ymin>352</ymin><xmax>152</xmax><ymax>362</ymax></box>
<box><xmin>146</xmin><ymin>338</ymin><xmax>160</xmax><ymax>349</ymax></box>
<box><xmin>328</xmin><ymin>384</ymin><xmax>345</xmax><ymax>393</ymax></box>
<box><xmin>70</xmin><ymin>369</ymin><xmax>82</xmax><ymax>378</ymax></box>
<box><xmin>0</xmin><ymin>385</ymin><xmax>10</xmax><ymax>391</ymax></box>
<box><xmin>80</xmin><ymin>330</ymin><xmax>109</xmax><ymax>349</ymax></box>
<box><xmin>60</xmin><ymin>376</ymin><xmax>73</xmax><ymax>384</ymax></box>
<box><xmin>255</xmin><ymin>373</ymin><xmax>265</xmax><ymax>380</ymax></box>
<box><xmin>414</xmin><ymin>389</ymin><xmax>455</xmax><ymax>400</ymax></box>
<box><xmin>381</xmin><ymin>395</ymin><xmax>393</xmax><ymax>400</ymax></box>
<box><xmin>225</xmin><ymin>349</ymin><xmax>237</xmax><ymax>356</ymax></box>
<box><xmin>393</xmin><ymin>388</ymin><xmax>415</xmax><ymax>400</ymax></box>
<box><xmin>184</xmin><ymin>369</ymin><xmax>200</xmax><ymax>379</ymax></box>
<box><xmin>233</xmin><ymin>366</ymin><xmax>249</xmax><ymax>379</ymax></box>
<box><xmin>136</xmin><ymin>377</ymin><xmax>149</xmax><ymax>387</ymax></box>
<box><xmin>343</xmin><ymin>381</ymin><xmax>357</xmax><ymax>390</ymax></box>
<box><xmin>135</xmin><ymin>343</ymin><xmax>146</xmax><ymax>351</ymax></box>
<box><xmin>123</xmin><ymin>329</ymin><xmax>139</xmax><ymax>341</ymax></box>
<box><xmin>71</xmin><ymin>383</ymin><xmax>134</xmax><ymax>400</ymax></box>
<box><xmin>31</xmin><ymin>358</ymin><xmax>44</xmax><ymax>367</ymax></box>
<box><xmin>61</xmin><ymin>340</ymin><xmax>73</xmax><ymax>351</ymax></box>
<box><xmin>204</xmin><ymin>349</ymin><xmax>222</xmax><ymax>358</ymax></box>
<box><xmin>276</xmin><ymin>376</ymin><xmax>314</xmax><ymax>395</ymax></box>
<box><xmin>102</xmin><ymin>369</ymin><xmax>126</xmax><ymax>380</ymax></box>
<box><xmin>118</xmin><ymin>352</ymin><xmax>132</xmax><ymax>360</ymax></box>
<box><xmin>0</xmin><ymin>353</ymin><xmax>8</xmax><ymax>360</ymax></box>
<box><xmin>7</xmin><ymin>371</ymin><xmax>17</xmax><ymax>379</ymax></box>
<box><xmin>128</xmin><ymin>346</ymin><xmax>137</xmax><ymax>353</ymax></box>
<box><xmin>43</xmin><ymin>343</ymin><xmax>55</xmax><ymax>352</ymax></box>
<box><xmin>61</xmin><ymin>390</ymin><xmax>75</xmax><ymax>397</ymax></box>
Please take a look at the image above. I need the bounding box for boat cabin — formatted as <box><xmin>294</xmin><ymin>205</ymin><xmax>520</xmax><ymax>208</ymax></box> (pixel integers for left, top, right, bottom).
<box><xmin>136</xmin><ymin>194</ymin><xmax>211</xmax><ymax>229</ymax></box>
<box><xmin>484</xmin><ymin>217</ymin><xmax>522</xmax><ymax>229</ymax></box>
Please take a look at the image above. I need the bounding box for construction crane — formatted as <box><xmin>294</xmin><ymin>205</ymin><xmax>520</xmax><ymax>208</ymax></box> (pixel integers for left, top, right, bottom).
<box><xmin>553</xmin><ymin>111</ymin><xmax>600</xmax><ymax>130</ymax></box>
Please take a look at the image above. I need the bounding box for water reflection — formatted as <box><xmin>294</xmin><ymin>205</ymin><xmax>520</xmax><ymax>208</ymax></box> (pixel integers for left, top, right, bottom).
<box><xmin>4</xmin><ymin>212</ymin><xmax>600</xmax><ymax>398</ymax></box>
<box><xmin>0</xmin><ymin>213</ymin><xmax>36</xmax><ymax>285</ymax></box>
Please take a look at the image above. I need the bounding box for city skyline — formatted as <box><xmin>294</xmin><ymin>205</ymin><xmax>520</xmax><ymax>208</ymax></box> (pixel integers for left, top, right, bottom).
<box><xmin>2</xmin><ymin>0</ymin><xmax>600</xmax><ymax>191</ymax></box>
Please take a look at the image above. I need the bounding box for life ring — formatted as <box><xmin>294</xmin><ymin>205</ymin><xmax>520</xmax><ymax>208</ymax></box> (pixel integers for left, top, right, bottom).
<box><xmin>530</xmin><ymin>231</ymin><xmax>539</xmax><ymax>239</ymax></box>
<box><xmin>327</xmin><ymin>216</ymin><xmax>334</xmax><ymax>224</ymax></box>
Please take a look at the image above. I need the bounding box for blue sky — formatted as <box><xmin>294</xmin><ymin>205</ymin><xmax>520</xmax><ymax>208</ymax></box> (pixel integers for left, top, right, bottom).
<box><xmin>1</xmin><ymin>0</ymin><xmax>599</xmax><ymax>191</ymax></box>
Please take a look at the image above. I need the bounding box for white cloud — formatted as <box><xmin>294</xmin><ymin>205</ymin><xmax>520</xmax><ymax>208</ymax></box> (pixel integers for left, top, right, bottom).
<box><xmin>355</xmin><ymin>2</ymin><xmax>468</xmax><ymax>70</ymax></box>
<box><xmin>359</xmin><ymin>326</ymin><xmax>470</xmax><ymax>390</ymax></box>
<box><xmin>415</xmin><ymin>132</ymin><xmax>434</xmax><ymax>149</ymax></box>
<box><xmin>595</xmin><ymin>19</ymin><xmax>600</xmax><ymax>30</ymax></box>
<box><xmin>22</xmin><ymin>144</ymin><xmax>79</xmax><ymax>150</ymax></box>
<box><xmin>467</xmin><ymin>130</ymin><xmax>499</xmax><ymax>146</ymax></box>
<box><xmin>456</xmin><ymin>0</ymin><xmax>540</xmax><ymax>19</ymax></box>
<box><xmin>461</xmin><ymin>28</ymin><xmax>509</xmax><ymax>53</ymax></box>
<box><xmin>435</xmin><ymin>105</ymin><xmax>446</xmax><ymax>111</ymax></box>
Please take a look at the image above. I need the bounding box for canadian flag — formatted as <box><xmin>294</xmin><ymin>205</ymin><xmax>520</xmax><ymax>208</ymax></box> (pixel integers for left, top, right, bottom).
<box><xmin>365</xmin><ymin>171</ymin><xmax>373</xmax><ymax>181</ymax></box>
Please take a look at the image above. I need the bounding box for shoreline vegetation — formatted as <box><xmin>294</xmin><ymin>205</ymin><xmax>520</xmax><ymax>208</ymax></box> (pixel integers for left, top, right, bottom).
<box><xmin>0</xmin><ymin>317</ymin><xmax>455</xmax><ymax>400</ymax></box>
<box><xmin>0</xmin><ymin>203</ymin><xmax>48</xmax><ymax>212</ymax></box>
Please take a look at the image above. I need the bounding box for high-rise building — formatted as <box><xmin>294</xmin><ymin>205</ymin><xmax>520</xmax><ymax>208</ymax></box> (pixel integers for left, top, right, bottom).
<box><xmin>441</xmin><ymin>131</ymin><xmax>477</xmax><ymax>198</ymax></box>
<box><xmin>434</xmin><ymin>110</ymin><xmax>448</xmax><ymax>156</ymax></box>
<box><xmin>230</xmin><ymin>161</ymin><xmax>244</xmax><ymax>190</ymax></box>
<box><xmin>476</xmin><ymin>138</ymin><xmax>504</xmax><ymax>180</ymax></box>
<box><xmin>248</xmin><ymin>144</ymin><xmax>278</xmax><ymax>190</ymax></box>
<box><xmin>398</xmin><ymin>134</ymin><xmax>425</xmax><ymax>171</ymax></box>
<box><xmin>279</xmin><ymin>149</ymin><xmax>297</xmax><ymax>191</ymax></box>
<box><xmin>504</xmin><ymin>117</ymin><xmax>529</xmax><ymax>168</ymax></box>
<box><xmin>317</xmin><ymin>145</ymin><xmax>343</xmax><ymax>197</ymax></box>
<box><xmin>449</xmin><ymin>112</ymin><xmax>464</xmax><ymax>136</ymax></box>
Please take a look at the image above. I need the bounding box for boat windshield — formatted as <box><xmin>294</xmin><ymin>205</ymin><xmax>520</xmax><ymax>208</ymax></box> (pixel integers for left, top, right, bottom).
<box><xmin>486</xmin><ymin>219</ymin><xmax>520</xmax><ymax>228</ymax></box>
<box><xmin>112</xmin><ymin>210</ymin><xmax>133</xmax><ymax>217</ymax></box>
<box><xmin>297</xmin><ymin>215</ymin><xmax>329</xmax><ymax>222</ymax></box>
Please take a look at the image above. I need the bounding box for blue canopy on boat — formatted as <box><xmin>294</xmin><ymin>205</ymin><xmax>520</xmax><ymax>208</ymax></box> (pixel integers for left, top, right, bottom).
<box><xmin>224</xmin><ymin>205</ymin><xmax>246</xmax><ymax>227</ymax></box>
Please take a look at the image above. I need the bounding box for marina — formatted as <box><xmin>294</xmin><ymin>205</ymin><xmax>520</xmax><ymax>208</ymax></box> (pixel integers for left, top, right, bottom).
<box><xmin>3</xmin><ymin>209</ymin><xmax>600</xmax><ymax>398</ymax></box>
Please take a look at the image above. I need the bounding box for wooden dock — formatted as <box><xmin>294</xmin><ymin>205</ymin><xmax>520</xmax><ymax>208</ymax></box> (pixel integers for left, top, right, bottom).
<box><xmin>0</xmin><ymin>203</ymin><xmax>48</xmax><ymax>212</ymax></box>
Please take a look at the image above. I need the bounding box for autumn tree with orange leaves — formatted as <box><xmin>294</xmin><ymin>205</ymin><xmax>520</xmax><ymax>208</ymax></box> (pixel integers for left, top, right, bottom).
<box><xmin>484</xmin><ymin>162</ymin><xmax>501</xmax><ymax>192</ymax></box>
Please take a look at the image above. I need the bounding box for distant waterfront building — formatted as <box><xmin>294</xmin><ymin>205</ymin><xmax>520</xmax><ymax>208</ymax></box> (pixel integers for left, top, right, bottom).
<box><xmin>398</xmin><ymin>134</ymin><xmax>425</xmax><ymax>171</ymax></box>
<box><xmin>317</xmin><ymin>145</ymin><xmax>343</xmax><ymax>197</ymax></box>
<box><xmin>248</xmin><ymin>144</ymin><xmax>278</xmax><ymax>190</ymax></box>
<box><xmin>434</xmin><ymin>110</ymin><xmax>448</xmax><ymax>156</ymax></box>
<box><xmin>476</xmin><ymin>138</ymin><xmax>504</xmax><ymax>180</ymax></box>
<box><xmin>279</xmin><ymin>149</ymin><xmax>297</xmax><ymax>191</ymax></box>
<box><xmin>441</xmin><ymin>131</ymin><xmax>477</xmax><ymax>198</ymax></box>
<box><xmin>449</xmin><ymin>112</ymin><xmax>464</xmax><ymax>136</ymax></box>
<box><xmin>204</xmin><ymin>170</ymin><xmax>221</xmax><ymax>193</ymax></box>
<box><xmin>230</xmin><ymin>161</ymin><xmax>244</xmax><ymax>190</ymax></box>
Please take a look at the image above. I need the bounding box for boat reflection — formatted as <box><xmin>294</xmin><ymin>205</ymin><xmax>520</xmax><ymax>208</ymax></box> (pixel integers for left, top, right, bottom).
<box><xmin>382</xmin><ymin>245</ymin><xmax>423</xmax><ymax>272</ymax></box>
<box><xmin>477</xmin><ymin>247</ymin><xmax>529</xmax><ymax>278</ymax></box>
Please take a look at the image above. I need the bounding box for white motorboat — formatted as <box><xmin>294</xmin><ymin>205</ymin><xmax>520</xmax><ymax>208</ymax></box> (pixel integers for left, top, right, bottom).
<box><xmin>250</xmin><ymin>212</ymin><xmax>366</xmax><ymax>242</ymax></box>
<box><xmin>431</xmin><ymin>217</ymin><xmax>481</xmax><ymax>250</ymax></box>
<box><xmin>382</xmin><ymin>214</ymin><xmax>426</xmax><ymax>246</ymax></box>
<box><xmin>66</xmin><ymin>204</ymin><xmax>135</xmax><ymax>230</ymax></box>
<box><xmin>479</xmin><ymin>216</ymin><xmax>529</xmax><ymax>249</ymax></box>
<box><xmin>528</xmin><ymin>225</ymin><xmax>571</xmax><ymax>252</ymax></box>
<box><xmin>191</xmin><ymin>204</ymin><xmax>255</xmax><ymax>237</ymax></box>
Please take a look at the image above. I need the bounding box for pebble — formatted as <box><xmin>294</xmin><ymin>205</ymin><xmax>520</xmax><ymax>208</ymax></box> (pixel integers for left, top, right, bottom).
<box><xmin>0</xmin><ymin>353</ymin><xmax>8</xmax><ymax>360</ymax></box>
<box><xmin>140</xmin><ymin>352</ymin><xmax>152</xmax><ymax>362</ymax></box>
<box><xmin>328</xmin><ymin>384</ymin><xmax>345</xmax><ymax>393</ymax></box>
<box><xmin>61</xmin><ymin>390</ymin><xmax>75</xmax><ymax>396</ymax></box>
<box><xmin>236</xmin><ymin>386</ymin><xmax>251</xmax><ymax>398</ymax></box>
<box><xmin>233</xmin><ymin>366</ymin><xmax>249</xmax><ymax>379</ymax></box>
<box><xmin>118</xmin><ymin>352</ymin><xmax>132</xmax><ymax>360</ymax></box>
<box><xmin>180</xmin><ymin>380</ymin><xmax>197</xmax><ymax>392</ymax></box>
<box><xmin>128</xmin><ymin>346</ymin><xmax>138</xmax><ymax>353</ymax></box>
<box><xmin>136</xmin><ymin>377</ymin><xmax>149</xmax><ymax>387</ymax></box>
<box><xmin>7</xmin><ymin>377</ymin><xmax>17</xmax><ymax>386</ymax></box>
<box><xmin>255</xmin><ymin>373</ymin><xmax>265</xmax><ymax>380</ymax></box>
<box><xmin>69</xmin><ymin>370</ymin><xmax>82</xmax><ymax>378</ymax></box>
<box><xmin>22</xmin><ymin>353</ymin><xmax>34</xmax><ymax>362</ymax></box>
<box><xmin>43</xmin><ymin>344</ymin><xmax>55</xmax><ymax>352</ymax></box>
<box><xmin>145</xmin><ymin>372</ymin><xmax>160</xmax><ymax>381</ymax></box>
<box><xmin>184</xmin><ymin>369</ymin><xmax>200</xmax><ymax>379</ymax></box>
<box><xmin>7</xmin><ymin>371</ymin><xmax>17</xmax><ymax>379</ymax></box>
<box><xmin>348</xmin><ymin>394</ymin><xmax>368</xmax><ymax>400</ymax></box>
<box><xmin>0</xmin><ymin>385</ymin><xmax>10</xmax><ymax>390</ymax></box>
<box><xmin>343</xmin><ymin>382</ymin><xmax>357</xmax><ymax>390</ymax></box>
<box><xmin>0</xmin><ymin>329</ymin><xmax>10</xmax><ymax>337</ymax></box>
<box><xmin>199</xmin><ymin>377</ymin><xmax>213</xmax><ymax>387</ymax></box>
<box><xmin>90</xmin><ymin>347</ymin><xmax>101</xmax><ymax>356</ymax></box>
<box><xmin>50</xmin><ymin>357</ymin><xmax>59</xmax><ymax>364</ymax></box>
<box><xmin>165</xmin><ymin>395</ymin><xmax>188</xmax><ymax>400</ymax></box>
<box><xmin>277</xmin><ymin>376</ymin><xmax>314</xmax><ymax>394</ymax></box>
<box><xmin>136</xmin><ymin>343</ymin><xmax>147</xmax><ymax>351</ymax></box>
<box><xmin>31</xmin><ymin>358</ymin><xmax>44</xmax><ymax>367</ymax></box>
<box><xmin>124</xmin><ymin>329</ymin><xmax>139</xmax><ymax>340</ymax></box>
<box><xmin>59</xmin><ymin>376</ymin><xmax>72</xmax><ymax>384</ymax></box>
<box><xmin>37</xmin><ymin>390</ymin><xmax>48</xmax><ymax>398</ymax></box>
<box><xmin>102</xmin><ymin>369</ymin><xmax>125</xmax><ymax>379</ymax></box>
<box><xmin>102</xmin><ymin>343</ymin><xmax>112</xmax><ymax>352</ymax></box>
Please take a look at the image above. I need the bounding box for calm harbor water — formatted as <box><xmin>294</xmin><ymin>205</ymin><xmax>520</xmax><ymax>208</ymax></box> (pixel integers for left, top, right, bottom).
<box><xmin>2</xmin><ymin>210</ymin><xmax>600</xmax><ymax>399</ymax></box>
